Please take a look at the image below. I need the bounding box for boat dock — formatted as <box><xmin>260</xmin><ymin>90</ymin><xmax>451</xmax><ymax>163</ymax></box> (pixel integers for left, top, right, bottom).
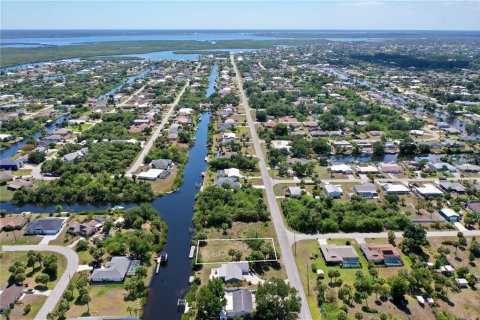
<box><xmin>189</xmin><ymin>246</ymin><xmax>196</xmax><ymax>259</ymax></box>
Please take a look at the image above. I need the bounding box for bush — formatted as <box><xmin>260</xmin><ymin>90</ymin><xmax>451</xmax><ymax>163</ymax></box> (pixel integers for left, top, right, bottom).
<box><xmin>361</xmin><ymin>306</ymin><xmax>378</xmax><ymax>313</ymax></box>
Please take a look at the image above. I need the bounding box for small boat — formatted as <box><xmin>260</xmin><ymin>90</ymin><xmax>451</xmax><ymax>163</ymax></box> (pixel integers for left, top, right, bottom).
<box><xmin>113</xmin><ymin>205</ymin><xmax>124</xmax><ymax>210</ymax></box>
<box><xmin>159</xmin><ymin>251</ymin><xmax>168</xmax><ymax>264</ymax></box>
<box><xmin>195</xmin><ymin>183</ymin><xmax>202</xmax><ymax>188</ymax></box>
<box><xmin>201</xmin><ymin>171</ymin><xmax>205</xmax><ymax>177</ymax></box>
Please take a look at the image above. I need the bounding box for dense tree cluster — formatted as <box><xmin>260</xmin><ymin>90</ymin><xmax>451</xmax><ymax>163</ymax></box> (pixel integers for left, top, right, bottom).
<box><xmin>193</xmin><ymin>185</ymin><xmax>269</xmax><ymax>228</ymax></box>
<box><xmin>209</xmin><ymin>154</ymin><xmax>258</xmax><ymax>171</ymax></box>
<box><xmin>282</xmin><ymin>195</ymin><xmax>410</xmax><ymax>233</ymax></box>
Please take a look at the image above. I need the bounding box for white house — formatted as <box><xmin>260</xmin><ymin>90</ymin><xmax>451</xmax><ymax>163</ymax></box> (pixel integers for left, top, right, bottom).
<box><xmin>323</xmin><ymin>185</ymin><xmax>343</xmax><ymax>198</ymax></box>
<box><xmin>329</xmin><ymin>164</ymin><xmax>353</xmax><ymax>174</ymax></box>
<box><xmin>416</xmin><ymin>184</ymin><xmax>444</xmax><ymax>197</ymax></box>
<box><xmin>382</xmin><ymin>183</ymin><xmax>411</xmax><ymax>195</ymax></box>
<box><xmin>439</xmin><ymin>208</ymin><xmax>460</xmax><ymax>222</ymax></box>
<box><xmin>224</xmin><ymin>168</ymin><xmax>241</xmax><ymax>179</ymax></box>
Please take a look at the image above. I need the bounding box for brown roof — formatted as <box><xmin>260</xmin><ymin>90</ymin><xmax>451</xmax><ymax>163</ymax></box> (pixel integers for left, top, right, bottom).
<box><xmin>320</xmin><ymin>245</ymin><xmax>359</xmax><ymax>263</ymax></box>
<box><xmin>0</xmin><ymin>285</ymin><xmax>25</xmax><ymax>309</ymax></box>
<box><xmin>360</xmin><ymin>244</ymin><xmax>400</xmax><ymax>261</ymax></box>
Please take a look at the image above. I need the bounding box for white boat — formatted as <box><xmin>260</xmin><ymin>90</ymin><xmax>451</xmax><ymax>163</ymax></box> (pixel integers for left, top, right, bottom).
<box><xmin>201</xmin><ymin>171</ymin><xmax>205</xmax><ymax>177</ymax></box>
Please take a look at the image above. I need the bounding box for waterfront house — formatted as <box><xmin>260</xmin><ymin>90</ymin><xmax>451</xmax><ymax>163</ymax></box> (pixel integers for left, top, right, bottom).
<box><xmin>137</xmin><ymin>169</ymin><xmax>169</xmax><ymax>181</ymax></box>
<box><xmin>0</xmin><ymin>158</ymin><xmax>25</xmax><ymax>171</ymax></box>
<box><xmin>214</xmin><ymin>177</ymin><xmax>241</xmax><ymax>189</ymax></box>
<box><xmin>24</xmin><ymin>218</ymin><xmax>65</xmax><ymax>235</ymax></box>
<box><xmin>91</xmin><ymin>256</ymin><xmax>131</xmax><ymax>282</ymax></box>
<box><xmin>380</xmin><ymin>164</ymin><xmax>403</xmax><ymax>174</ymax></box>
<box><xmin>220</xmin><ymin>288</ymin><xmax>255</xmax><ymax>319</ymax></box>
<box><xmin>67</xmin><ymin>218</ymin><xmax>105</xmax><ymax>237</ymax></box>
<box><xmin>211</xmin><ymin>262</ymin><xmax>250</xmax><ymax>283</ymax></box>
<box><xmin>428</xmin><ymin>162</ymin><xmax>456</xmax><ymax>173</ymax></box>
<box><xmin>150</xmin><ymin>159</ymin><xmax>174</xmax><ymax>170</ymax></box>
<box><xmin>355</xmin><ymin>165</ymin><xmax>379</xmax><ymax>174</ymax></box>
<box><xmin>329</xmin><ymin>164</ymin><xmax>353</xmax><ymax>174</ymax></box>
<box><xmin>320</xmin><ymin>245</ymin><xmax>360</xmax><ymax>267</ymax></box>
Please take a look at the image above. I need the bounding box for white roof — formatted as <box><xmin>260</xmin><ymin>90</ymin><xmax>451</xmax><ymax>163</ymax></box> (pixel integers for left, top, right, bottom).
<box><xmin>440</xmin><ymin>208</ymin><xmax>459</xmax><ymax>218</ymax></box>
<box><xmin>416</xmin><ymin>184</ymin><xmax>443</xmax><ymax>195</ymax></box>
<box><xmin>137</xmin><ymin>169</ymin><xmax>163</xmax><ymax>179</ymax></box>
<box><xmin>324</xmin><ymin>185</ymin><xmax>343</xmax><ymax>193</ymax></box>
<box><xmin>356</xmin><ymin>165</ymin><xmax>379</xmax><ymax>172</ymax></box>
<box><xmin>271</xmin><ymin>140</ymin><xmax>291</xmax><ymax>149</ymax></box>
<box><xmin>382</xmin><ymin>183</ymin><xmax>410</xmax><ymax>193</ymax></box>
<box><xmin>223</xmin><ymin>132</ymin><xmax>237</xmax><ymax>139</ymax></box>
<box><xmin>224</xmin><ymin>168</ymin><xmax>240</xmax><ymax>178</ymax></box>
<box><xmin>178</xmin><ymin>108</ymin><xmax>194</xmax><ymax>115</ymax></box>
<box><xmin>330</xmin><ymin>164</ymin><xmax>352</xmax><ymax>172</ymax></box>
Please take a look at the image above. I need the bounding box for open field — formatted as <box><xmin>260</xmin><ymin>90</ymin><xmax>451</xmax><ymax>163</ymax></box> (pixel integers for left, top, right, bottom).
<box><xmin>8</xmin><ymin>294</ymin><xmax>47</xmax><ymax>320</ymax></box>
<box><xmin>0</xmin><ymin>185</ymin><xmax>14</xmax><ymax>202</ymax></box>
<box><xmin>197</xmin><ymin>237</ymin><xmax>277</xmax><ymax>264</ymax></box>
<box><xmin>0</xmin><ymin>230</ymin><xmax>42</xmax><ymax>246</ymax></box>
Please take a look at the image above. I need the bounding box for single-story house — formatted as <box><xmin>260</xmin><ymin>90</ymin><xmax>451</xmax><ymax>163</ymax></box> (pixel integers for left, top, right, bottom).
<box><xmin>428</xmin><ymin>162</ymin><xmax>456</xmax><ymax>173</ymax></box>
<box><xmin>467</xmin><ymin>201</ymin><xmax>480</xmax><ymax>215</ymax></box>
<box><xmin>438</xmin><ymin>182</ymin><xmax>466</xmax><ymax>194</ymax></box>
<box><xmin>150</xmin><ymin>159</ymin><xmax>174</xmax><ymax>170</ymax></box>
<box><xmin>329</xmin><ymin>164</ymin><xmax>353</xmax><ymax>174</ymax></box>
<box><xmin>67</xmin><ymin>218</ymin><xmax>105</xmax><ymax>237</ymax></box>
<box><xmin>0</xmin><ymin>284</ymin><xmax>25</xmax><ymax>311</ymax></box>
<box><xmin>332</xmin><ymin>140</ymin><xmax>352</xmax><ymax>149</ymax></box>
<box><xmin>137</xmin><ymin>169</ymin><xmax>170</xmax><ymax>181</ymax></box>
<box><xmin>355</xmin><ymin>165</ymin><xmax>379</xmax><ymax>174</ymax></box>
<box><xmin>224</xmin><ymin>168</ymin><xmax>241</xmax><ymax>179</ymax></box>
<box><xmin>360</xmin><ymin>244</ymin><xmax>402</xmax><ymax>266</ymax></box>
<box><xmin>220</xmin><ymin>132</ymin><xmax>237</xmax><ymax>143</ymax></box>
<box><xmin>323</xmin><ymin>185</ymin><xmax>343</xmax><ymax>198</ymax></box>
<box><xmin>212</xmin><ymin>262</ymin><xmax>250</xmax><ymax>283</ymax></box>
<box><xmin>90</xmin><ymin>256</ymin><xmax>131</xmax><ymax>282</ymax></box>
<box><xmin>456</xmin><ymin>164</ymin><xmax>480</xmax><ymax>173</ymax></box>
<box><xmin>320</xmin><ymin>245</ymin><xmax>360</xmax><ymax>267</ymax></box>
<box><xmin>288</xmin><ymin>186</ymin><xmax>303</xmax><ymax>198</ymax></box>
<box><xmin>220</xmin><ymin>288</ymin><xmax>255</xmax><ymax>319</ymax></box>
<box><xmin>0</xmin><ymin>158</ymin><xmax>25</xmax><ymax>171</ymax></box>
<box><xmin>455</xmin><ymin>278</ymin><xmax>469</xmax><ymax>288</ymax></box>
<box><xmin>7</xmin><ymin>179</ymin><xmax>34</xmax><ymax>191</ymax></box>
<box><xmin>353</xmin><ymin>184</ymin><xmax>378</xmax><ymax>199</ymax></box>
<box><xmin>24</xmin><ymin>218</ymin><xmax>65</xmax><ymax>235</ymax></box>
<box><xmin>0</xmin><ymin>170</ymin><xmax>14</xmax><ymax>181</ymax></box>
<box><xmin>439</xmin><ymin>208</ymin><xmax>460</xmax><ymax>222</ymax></box>
<box><xmin>214</xmin><ymin>177</ymin><xmax>241</xmax><ymax>189</ymax></box>
<box><xmin>271</xmin><ymin>140</ymin><xmax>291</xmax><ymax>151</ymax></box>
<box><xmin>380</xmin><ymin>164</ymin><xmax>403</xmax><ymax>174</ymax></box>
<box><xmin>381</xmin><ymin>183</ymin><xmax>411</xmax><ymax>195</ymax></box>
<box><xmin>415</xmin><ymin>184</ymin><xmax>444</xmax><ymax>198</ymax></box>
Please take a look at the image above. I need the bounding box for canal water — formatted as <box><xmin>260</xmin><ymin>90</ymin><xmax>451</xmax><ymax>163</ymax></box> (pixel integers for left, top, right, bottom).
<box><xmin>0</xmin><ymin>114</ymin><xmax>71</xmax><ymax>159</ymax></box>
<box><xmin>206</xmin><ymin>64</ymin><xmax>218</xmax><ymax>97</ymax></box>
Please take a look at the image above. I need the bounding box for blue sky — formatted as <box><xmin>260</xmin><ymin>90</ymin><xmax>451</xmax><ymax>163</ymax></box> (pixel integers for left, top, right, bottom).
<box><xmin>2</xmin><ymin>1</ymin><xmax>479</xmax><ymax>30</ymax></box>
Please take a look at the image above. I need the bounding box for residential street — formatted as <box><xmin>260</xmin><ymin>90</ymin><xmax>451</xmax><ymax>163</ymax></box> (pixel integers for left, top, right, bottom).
<box><xmin>231</xmin><ymin>54</ymin><xmax>313</xmax><ymax>320</ymax></box>
<box><xmin>125</xmin><ymin>63</ymin><xmax>200</xmax><ymax>176</ymax></box>
<box><xmin>1</xmin><ymin>245</ymin><xmax>79</xmax><ymax>320</ymax></box>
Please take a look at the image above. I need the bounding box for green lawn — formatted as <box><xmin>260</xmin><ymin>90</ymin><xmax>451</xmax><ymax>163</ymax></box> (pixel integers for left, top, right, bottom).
<box><xmin>0</xmin><ymin>185</ymin><xmax>14</xmax><ymax>202</ymax></box>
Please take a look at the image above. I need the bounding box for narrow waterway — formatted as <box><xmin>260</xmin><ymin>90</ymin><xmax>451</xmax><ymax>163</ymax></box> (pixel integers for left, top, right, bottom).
<box><xmin>0</xmin><ymin>114</ymin><xmax>71</xmax><ymax>159</ymax></box>
<box><xmin>144</xmin><ymin>112</ymin><xmax>210</xmax><ymax>319</ymax></box>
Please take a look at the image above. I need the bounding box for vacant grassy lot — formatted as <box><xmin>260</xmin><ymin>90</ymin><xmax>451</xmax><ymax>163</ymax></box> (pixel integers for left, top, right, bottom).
<box><xmin>198</xmin><ymin>239</ymin><xmax>254</xmax><ymax>264</ymax></box>
<box><xmin>8</xmin><ymin>294</ymin><xmax>47</xmax><ymax>320</ymax></box>
<box><xmin>66</xmin><ymin>282</ymin><xmax>138</xmax><ymax>318</ymax></box>
<box><xmin>0</xmin><ymin>229</ymin><xmax>42</xmax><ymax>246</ymax></box>
<box><xmin>0</xmin><ymin>185</ymin><xmax>14</xmax><ymax>202</ymax></box>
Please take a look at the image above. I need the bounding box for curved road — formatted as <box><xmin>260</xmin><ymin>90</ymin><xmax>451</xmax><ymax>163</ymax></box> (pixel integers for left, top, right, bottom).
<box><xmin>1</xmin><ymin>245</ymin><xmax>79</xmax><ymax>320</ymax></box>
<box><xmin>231</xmin><ymin>55</ymin><xmax>313</xmax><ymax>320</ymax></box>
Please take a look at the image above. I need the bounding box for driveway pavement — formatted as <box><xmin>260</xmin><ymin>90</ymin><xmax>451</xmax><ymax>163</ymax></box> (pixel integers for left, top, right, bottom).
<box><xmin>1</xmin><ymin>245</ymin><xmax>79</xmax><ymax>320</ymax></box>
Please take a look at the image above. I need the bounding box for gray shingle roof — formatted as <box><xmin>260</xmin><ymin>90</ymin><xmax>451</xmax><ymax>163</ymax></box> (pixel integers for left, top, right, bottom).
<box><xmin>91</xmin><ymin>256</ymin><xmax>131</xmax><ymax>282</ymax></box>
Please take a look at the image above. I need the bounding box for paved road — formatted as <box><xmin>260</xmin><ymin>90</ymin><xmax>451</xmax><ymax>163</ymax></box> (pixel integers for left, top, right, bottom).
<box><xmin>125</xmin><ymin>64</ymin><xmax>199</xmax><ymax>176</ymax></box>
<box><xmin>231</xmin><ymin>55</ymin><xmax>313</xmax><ymax>320</ymax></box>
<box><xmin>1</xmin><ymin>245</ymin><xmax>79</xmax><ymax>320</ymax></box>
